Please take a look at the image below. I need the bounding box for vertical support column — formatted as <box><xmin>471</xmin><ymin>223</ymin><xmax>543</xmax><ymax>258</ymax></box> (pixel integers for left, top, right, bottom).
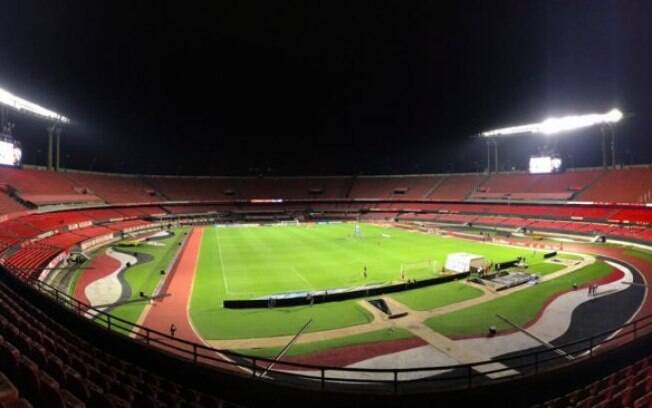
<box><xmin>0</xmin><ymin>107</ymin><xmax>7</xmax><ymax>132</ymax></box>
<box><xmin>610</xmin><ymin>126</ymin><xmax>616</xmax><ymax>168</ymax></box>
<box><xmin>601</xmin><ymin>126</ymin><xmax>608</xmax><ymax>169</ymax></box>
<box><xmin>47</xmin><ymin>124</ymin><xmax>54</xmax><ymax>171</ymax></box>
<box><xmin>55</xmin><ymin>128</ymin><xmax>61</xmax><ymax>171</ymax></box>
<box><xmin>486</xmin><ymin>140</ymin><xmax>492</xmax><ymax>174</ymax></box>
<box><xmin>493</xmin><ymin>140</ymin><xmax>499</xmax><ymax>172</ymax></box>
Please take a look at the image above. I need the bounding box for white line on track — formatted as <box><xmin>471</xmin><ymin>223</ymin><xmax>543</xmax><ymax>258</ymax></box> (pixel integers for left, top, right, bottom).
<box><xmin>214</xmin><ymin>229</ymin><xmax>230</xmax><ymax>295</ymax></box>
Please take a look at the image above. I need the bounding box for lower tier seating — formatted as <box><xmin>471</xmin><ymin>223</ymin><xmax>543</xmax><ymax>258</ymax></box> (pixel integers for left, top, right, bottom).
<box><xmin>536</xmin><ymin>356</ymin><xmax>652</xmax><ymax>408</ymax></box>
<box><xmin>0</xmin><ymin>277</ymin><xmax>238</xmax><ymax>407</ymax></box>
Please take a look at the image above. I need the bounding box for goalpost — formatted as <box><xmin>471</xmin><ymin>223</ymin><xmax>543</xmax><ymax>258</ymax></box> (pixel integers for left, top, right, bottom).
<box><xmin>399</xmin><ymin>260</ymin><xmax>439</xmax><ymax>280</ymax></box>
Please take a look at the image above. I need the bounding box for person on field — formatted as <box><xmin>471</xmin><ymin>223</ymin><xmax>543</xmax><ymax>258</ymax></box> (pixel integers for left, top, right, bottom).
<box><xmin>363</xmin><ymin>265</ymin><xmax>368</xmax><ymax>280</ymax></box>
<box><xmin>170</xmin><ymin>323</ymin><xmax>177</xmax><ymax>338</ymax></box>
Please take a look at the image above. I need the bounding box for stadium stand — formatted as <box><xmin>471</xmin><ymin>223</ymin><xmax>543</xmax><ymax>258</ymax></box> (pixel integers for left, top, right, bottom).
<box><xmin>162</xmin><ymin>204</ymin><xmax>231</xmax><ymax>214</ymax></box>
<box><xmin>536</xmin><ymin>356</ymin><xmax>652</xmax><ymax>408</ymax></box>
<box><xmin>427</xmin><ymin>174</ymin><xmax>486</xmax><ymax>200</ymax></box>
<box><xmin>0</xmin><ymin>165</ymin><xmax>649</xmax><ymax>206</ymax></box>
<box><xmin>0</xmin><ymin>276</ymin><xmax>236</xmax><ymax>407</ymax></box>
<box><xmin>576</xmin><ymin>167</ymin><xmax>652</xmax><ymax>203</ymax></box>
<box><xmin>0</xmin><ymin>165</ymin><xmax>652</xmax><ymax>406</ymax></box>
<box><xmin>349</xmin><ymin>176</ymin><xmax>443</xmax><ymax>199</ymax></box>
<box><xmin>0</xmin><ymin>167</ymin><xmax>103</xmax><ymax>205</ymax></box>
<box><xmin>0</xmin><ymin>188</ymin><xmax>27</xmax><ymax>214</ymax></box>
<box><xmin>63</xmin><ymin>172</ymin><xmax>161</xmax><ymax>204</ymax></box>
<box><xmin>474</xmin><ymin>170</ymin><xmax>602</xmax><ymax>197</ymax></box>
<box><xmin>610</xmin><ymin>208</ymin><xmax>652</xmax><ymax>225</ymax></box>
<box><xmin>148</xmin><ymin>176</ymin><xmax>240</xmax><ymax>201</ymax></box>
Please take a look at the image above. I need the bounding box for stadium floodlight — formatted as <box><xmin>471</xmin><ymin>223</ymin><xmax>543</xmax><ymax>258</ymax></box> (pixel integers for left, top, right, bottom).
<box><xmin>0</xmin><ymin>86</ymin><xmax>70</xmax><ymax>124</ymax></box>
<box><xmin>481</xmin><ymin>108</ymin><xmax>623</xmax><ymax>137</ymax></box>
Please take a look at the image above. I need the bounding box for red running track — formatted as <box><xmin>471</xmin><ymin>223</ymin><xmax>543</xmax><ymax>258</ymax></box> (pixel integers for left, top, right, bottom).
<box><xmin>140</xmin><ymin>227</ymin><xmax>205</xmax><ymax>346</ymax></box>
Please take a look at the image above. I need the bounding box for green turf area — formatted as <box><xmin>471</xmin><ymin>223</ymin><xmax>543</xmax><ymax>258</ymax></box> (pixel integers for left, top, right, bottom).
<box><xmin>390</xmin><ymin>281</ymin><xmax>483</xmax><ymax>311</ymax></box>
<box><xmin>189</xmin><ymin>223</ymin><xmax>552</xmax><ymax>339</ymax></box>
<box><xmin>555</xmin><ymin>253</ymin><xmax>584</xmax><ymax>261</ymax></box>
<box><xmin>234</xmin><ymin>328</ymin><xmax>414</xmax><ymax>359</ymax></box>
<box><xmin>424</xmin><ymin>260</ymin><xmax>612</xmax><ymax>337</ymax></box>
<box><xmin>527</xmin><ymin>262</ymin><xmax>566</xmax><ymax>276</ymax></box>
<box><xmin>191</xmin><ymin>299</ymin><xmax>372</xmax><ymax>340</ymax></box>
<box><xmin>109</xmin><ymin>228</ymin><xmax>188</xmax><ymax>323</ymax></box>
<box><xmin>197</xmin><ymin>223</ymin><xmax>547</xmax><ymax>299</ymax></box>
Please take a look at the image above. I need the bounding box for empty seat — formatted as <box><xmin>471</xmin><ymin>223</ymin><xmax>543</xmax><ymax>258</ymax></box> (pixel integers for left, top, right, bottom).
<box><xmin>0</xmin><ymin>371</ymin><xmax>19</xmax><ymax>406</ymax></box>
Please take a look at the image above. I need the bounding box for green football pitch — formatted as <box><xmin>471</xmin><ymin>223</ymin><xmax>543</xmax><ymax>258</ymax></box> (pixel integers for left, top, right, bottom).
<box><xmin>189</xmin><ymin>223</ymin><xmax>560</xmax><ymax>340</ymax></box>
<box><xmin>197</xmin><ymin>223</ymin><xmax>548</xmax><ymax>299</ymax></box>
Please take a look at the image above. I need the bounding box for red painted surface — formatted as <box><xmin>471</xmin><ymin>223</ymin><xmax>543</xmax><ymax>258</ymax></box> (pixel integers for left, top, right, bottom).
<box><xmin>266</xmin><ymin>337</ymin><xmax>428</xmax><ymax>371</ymax></box>
<box><xmin>73</xmin><ymin>251</ymin><xmax>122</xmax><ymax>305</ymax></box>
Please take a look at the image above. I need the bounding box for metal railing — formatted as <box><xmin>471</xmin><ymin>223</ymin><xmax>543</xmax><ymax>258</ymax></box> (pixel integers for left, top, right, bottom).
<box><xmin>27</xmin><ymin>276</ymin><xmax>652</xmax><ymax>394</ymax></box>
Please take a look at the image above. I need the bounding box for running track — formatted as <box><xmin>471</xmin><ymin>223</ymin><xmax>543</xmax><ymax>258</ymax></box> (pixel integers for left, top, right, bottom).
<box><xmin>140</xmin><ymin>227</ymin><xmax>205</xmax><ymax>348</ymax></box>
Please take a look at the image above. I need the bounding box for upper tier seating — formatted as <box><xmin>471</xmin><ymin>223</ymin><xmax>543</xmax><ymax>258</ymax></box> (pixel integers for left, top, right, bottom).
<box><xmin>577</xmin><ymin>167</ymin><xmax>652</xmax><ymax>203</ymax></box>
<box><xmin>470</xmin><ymin>170</ymin><xmax>604</xmax><ymax>201</ymax></box>
<box><xmin>426</xmin><ymin>175</ymin><xmax>486</xmax><ymax>200</ymax></box>
<box><xmin>63</xmin><ymin>172</ymin><xmax>160</xmax><ymax>204</ymax></box>
<box><xmin>0</xmin><ymin>191</ymin><xmax>26</xmax><ymax>214</ymax></box>
<box><xmin>477</xmin><ymin>170</ymin><xmax>602</xmax><ymax>194</ymax></box>
<box><xmin>0</xmin><ymin>165</ymin><xmax>648</xmax><ymax>208</ymax></box>
<box><xmin>148</xmin><ymin>177</ymin><xmax>240</xmax><ymax>201</ymax></box>
<box><xmin>0</xmin><ymin>168</ymin><xmax>102</xmax><ymax>205</ymax></box>
<box><xmin>348</xmin><ymin>176</ymin><xmax>442</xmax><ymax>199</ymax></box>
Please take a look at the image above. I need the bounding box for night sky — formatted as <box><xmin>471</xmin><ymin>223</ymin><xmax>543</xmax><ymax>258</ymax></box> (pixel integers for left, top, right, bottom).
<box><xmin>0</xmin><ymin>1</ymin><xmax>650</xmax><ymax>176</ymax></box>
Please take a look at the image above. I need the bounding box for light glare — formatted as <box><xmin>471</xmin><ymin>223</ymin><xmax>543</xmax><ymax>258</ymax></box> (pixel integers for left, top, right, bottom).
<box><xmin>482</xmin><ymin>109</ymin><xmax>622</xmax><ymax>137</ymax></box>
<box><xmin>0</xmin><ymin>87</ymin><xmax>69</xmax><ymax>123</ymax></box>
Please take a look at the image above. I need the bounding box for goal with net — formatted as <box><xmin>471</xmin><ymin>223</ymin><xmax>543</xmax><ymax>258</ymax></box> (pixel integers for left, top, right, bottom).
<box><xmin>399</xmin><ymin>260</ymin><xmax>439</xmax><ymax>280</ymax></box>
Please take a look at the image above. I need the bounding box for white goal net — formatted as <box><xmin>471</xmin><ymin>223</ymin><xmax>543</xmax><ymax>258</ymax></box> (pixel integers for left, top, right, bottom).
<box><xmin>399</xmin><ymin>260</ymin><xmax>439</xmax><ymax>279</ymax></box>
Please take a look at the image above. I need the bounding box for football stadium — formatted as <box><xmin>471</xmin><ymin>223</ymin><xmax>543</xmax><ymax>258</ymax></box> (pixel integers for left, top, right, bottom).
<box><xmin>1</xmin><ymin>3</ymin><xmax>652</xmax><ymax>408</ymax></box>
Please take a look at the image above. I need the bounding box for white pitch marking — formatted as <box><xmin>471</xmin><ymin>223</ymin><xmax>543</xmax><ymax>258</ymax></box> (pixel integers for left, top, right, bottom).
<box><xmin>293</xmin><ymin>266</ymin><xmax>314</xmax><ymax>290</ymax></box>
<box><xmin>214</xmin><ymin>229</ymin><xmax>231</xmax><ymax>295</ymax></box>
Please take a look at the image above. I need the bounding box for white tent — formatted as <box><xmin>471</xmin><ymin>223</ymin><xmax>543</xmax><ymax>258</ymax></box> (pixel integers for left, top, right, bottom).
<box><xmin>445</xmin><ymin>253</ymin><xmax>488</xmax><ymax>274</ymax></box>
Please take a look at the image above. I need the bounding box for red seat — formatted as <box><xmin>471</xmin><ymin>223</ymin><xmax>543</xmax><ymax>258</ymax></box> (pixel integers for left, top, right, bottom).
<box><xmin>634</xmin><ymin>391</ymin><xmax>652</xmax><ymax>408</ymax></box>
<box><xmin>0</xmin><ymin>371</ymin><xmax>19</xmax><ymax>406</ymax></box>
<box><xmin>16</xmin><ymin>356</ymin><xmax>40</xmax><ymax>400</ymax></box>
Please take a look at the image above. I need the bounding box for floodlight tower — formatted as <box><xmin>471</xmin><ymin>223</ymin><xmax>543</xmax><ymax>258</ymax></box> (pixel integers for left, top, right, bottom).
<box><xmin>0</xmin><ymin>86</ymin><xmax>70</xmax><ymax>171</ymax></box>
<box><xmin>479</xmin><ymin>109</ymin><xmax>624</xmax><ymax>171</ymax></box>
